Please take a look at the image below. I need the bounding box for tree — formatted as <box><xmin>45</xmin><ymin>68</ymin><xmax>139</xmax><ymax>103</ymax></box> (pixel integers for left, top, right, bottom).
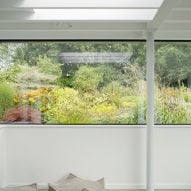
<box><xmin>73</xmin><ymin>66</ymin><xmax>103</xmax><ymax>92</ymax></box>
<box><xmin>155</xmin><ymin>43</ymin><xmax>191</xmax><ymax>87</ymax></box>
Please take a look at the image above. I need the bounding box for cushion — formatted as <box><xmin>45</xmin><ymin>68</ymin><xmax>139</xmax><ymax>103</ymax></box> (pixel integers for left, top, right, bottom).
<box><xmin>0</xmin><ymin>183</ymin><xmax>38</xmax><ymax>191</ymax></box>
<box><xmin>49</xmin><ymin>173</ymin><xmax>104</xmax><ymax>191</ymax></box>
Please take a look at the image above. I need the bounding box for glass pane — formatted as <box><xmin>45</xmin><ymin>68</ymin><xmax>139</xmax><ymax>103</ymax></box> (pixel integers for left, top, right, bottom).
<box><xmin>0</xmin><ymin>41</ymin><xmax>146</xmax><ymax>125</ymax></box>
<box><xmin>155</xmin><ymin>41</ymin><xmax>191</xmax><ymax>125</ymax></box>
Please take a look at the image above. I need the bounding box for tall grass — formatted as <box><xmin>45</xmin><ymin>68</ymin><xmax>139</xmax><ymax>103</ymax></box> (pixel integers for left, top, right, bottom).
<box><xmin>155</xmin><ymin>86</ymin><xmax>191</xmax><ymax>124</ymax></box>
<box><xmin>0</xmin><ymin>83</ymin><xmax>15</xmax><ymax>119</ymax></box>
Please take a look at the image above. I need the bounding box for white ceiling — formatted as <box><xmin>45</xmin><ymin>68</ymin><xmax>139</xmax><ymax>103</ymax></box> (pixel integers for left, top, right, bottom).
<box><xmin>0</xmin><ymin>0</ymin><xmax>190</xmax><ymax>40</ymax></box>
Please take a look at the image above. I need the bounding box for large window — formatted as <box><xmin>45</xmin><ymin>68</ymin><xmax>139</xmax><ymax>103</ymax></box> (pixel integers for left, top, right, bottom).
<box><xmin>155</xmin><ymin>41</ymin><xmax>191</xmax><ymax>124</ymax></box>
<box><xmin>0</xmin><ymin>41</ymin><xmax>146</xmax><ymax>125</ymax></box>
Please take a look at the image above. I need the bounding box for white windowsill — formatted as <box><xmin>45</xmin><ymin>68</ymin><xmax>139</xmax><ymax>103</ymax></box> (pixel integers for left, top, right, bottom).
<box><xmin>2</xmin><ymin>124</ymin><xmax>191</xmax><ymax>128</ymax></box>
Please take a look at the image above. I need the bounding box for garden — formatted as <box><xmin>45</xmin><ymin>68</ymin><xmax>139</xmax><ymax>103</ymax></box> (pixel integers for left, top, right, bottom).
<box><xmin>0</xmin><ymin>41</ymin><xmax>190</xmax><ymax>124</ymax></box>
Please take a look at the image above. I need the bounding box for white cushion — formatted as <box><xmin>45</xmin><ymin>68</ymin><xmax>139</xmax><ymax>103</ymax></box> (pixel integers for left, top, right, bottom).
<box><xmin>49</xmin><ymin>173</ymin><xmax>105</xmax><ymax>191</ymax></box>
<box><xmin>0</xmin><ymin>183</ymin><xmax>38</xmax><ymax>191</ymax></box>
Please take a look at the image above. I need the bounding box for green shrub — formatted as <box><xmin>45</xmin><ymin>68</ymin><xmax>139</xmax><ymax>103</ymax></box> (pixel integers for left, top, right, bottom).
<box><xmin>15</xmin><ymin>65</ymin><xmax>58</xmax><ymax>89</ymax></box>
<box><xmin>90</xmin><ymin>103</ymin><xmax>117</xmax><ymax>124</ymax></box>
<box><xmin>103</xmin><ymin>81</ymin><xmax>124</xmax><ymax>96</ymax></box>
<box><xmin>0</xmin><ymin>83</ymin><xmax>15</xmax><ymax>119</ymax></box>
<box><xmin>116</xmin><ymin>97</ymin><xmax>146</xmax><ymax>124</ymax></box>
<box><xmin>37</xmin><ymin>55</ymin><xmax>62</xmax><ymax>76</ymax></box>
<box><xmin>184</xmin><ymin>94</ymin><xmax>191</xmax><ymax>102</ymax></box>
<box><xmin>43</xmin><ymin>87</ymin><xmax>92</xmax><ymax>124</ymax></box>
<box><xmin>102</xmin><ymin>81</ymin><xmax>124</xmax><ymax>107</ymax></box>
<box><xmin>96</xmin><ymin>65</ymin><xmax>118</xmax><ymax>87</ymax></box>
<box><xmin>155</xmin><ymin>87</ymin><xmax>190</xmax><ymax>124</ymax></box>
<box><xmin>73</xmin><ymin>66</ymin><xmax>103</xmax><ymax>92</ymax></box>
<box><xmin>155</xmin><ymin>102</ymin><xmax>189</xmax><ymax>124</ymax></box>
<box><xmin>0</xmin><ymin>63</ymin><xmax>20</xmax><ymax>82</ymax></box>
<box><xmin>56</xmin><ymin>76</ymin><xmax>74</xmax><ymax>88</ymax></box>
<box><xmin>182</xmin><ymin>88</ymin><xmax>191</xmax><ymax>103</ymax></box>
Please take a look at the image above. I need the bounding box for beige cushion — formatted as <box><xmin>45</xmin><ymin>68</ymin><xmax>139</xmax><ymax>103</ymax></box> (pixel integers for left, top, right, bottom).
<box><xmin>0</xmin><ymin>183</ymin><xmax>38</xmax><ymax>191</ymax></box>
<box><xmin>49</xmin><ymin>173</ymin><xmax>104</xmax><ymax>191</ymax></box>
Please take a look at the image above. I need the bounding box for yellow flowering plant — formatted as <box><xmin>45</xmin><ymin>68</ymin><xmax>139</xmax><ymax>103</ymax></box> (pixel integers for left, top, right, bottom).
<box><xmin>13</xmin><ymin>87</ymin><xmax>52</xmax><ymax>112</ymax></box>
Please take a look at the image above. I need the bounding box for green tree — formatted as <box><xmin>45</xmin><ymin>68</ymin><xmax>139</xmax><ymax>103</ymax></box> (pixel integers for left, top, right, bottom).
<box><xmin>73</xmin><ymin>66</ymin><xmax>103</xmax><ymax>92</ymax></box>
<box><xmin>37</xmin><ymin>55</ymin><xmax>61</xmax><ymax>76</ymax></box>
<box><xmin>155</xmin><ymin>43</ymin><xmax>191</xmax><ymax>87</ymax></box>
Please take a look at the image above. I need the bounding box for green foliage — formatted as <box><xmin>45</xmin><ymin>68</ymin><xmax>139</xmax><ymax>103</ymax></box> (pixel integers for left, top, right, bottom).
<box><xmin>15</xmin><ymin>65</ymin><xmax>58</xmax><ymax>89</ymax></box>
<box><xmin>10</xmin><ymin>41</ymin><xmax>191</xmax><ymax>88</ymax></box>
<box><xmin>91</xmin><ymin>103</ymin><xmax>117</xmax><ymax>124</ymax></box>
<box><xmin>119</xmin><ymin>63</ymin><xmax>144</xmax><ymax>88</ymax></box>
<box><xmin>0</xmin><ymin>64</ymin><xmax>20</xmax><ymax>82</ymax></box>
<box><xmin>184</xmin><ymin>92</ymin><xmax>191</xmax><ymax>102</ymax></box>
<box><xmin>155</xmin><ymin>87</ymin><xmax>190</xmax><ymax>124</ymax></box>
<box><xmin>37</xmin><ymin>55</ymin><xmax>62</xmax><ymax>76</ymax></box>
<box><xmin>44</xmin><ymin>88</ymin><xmax>92</xmax><ymax>124</ymax></box>
<box><xmin>155</xmin><ymin>43</ymin><xmax>191</xmax><ymax>86</ymax></box>
<box><xmin>73</xmin><ymin>66</ymin><xmax>103</xmax><ymax>92</ymax></box>
<box><xmin>1</xmin><ymin>41</ymin><xmax>191</xmax><ymax>125</ymax></box>
<box><xmin>13</xmin><ymin>42</ymin><xmax>61</xmax><ymax>66</ymax></box>
<box><xmin>0</xmin><ymin>83</ymin><xmax>15</xmax><ymax>119</ymax></box>
<box><xmin>103</xmin><ymin>81</ymin><xmax>124</xmax><ymax>96</ymax></box>
<box><xmin>102</xmin><ymin>81</ymin><xmax>124</xmax><ymax>107</ymax></box>
<box><xmin>96</xmin><ymin>65</ymin><xmax>118</xmax><ymax>87</ymax></box>
<box><xmin>42</xmin><ymin>86</ymin><xmax>147</xmax><ymax>124</ymax></box>
<box><xmin>0</xmin><ymin>43</ymin><xmax>18</xmax><ymax>68</ymax></box>
<box><xmin>56</xmin><ymin>76</ymin><xmax>74</xmax><ymax>88</ymax></box>
<box><xmin>116</xmin><ymin>96</ymin><xmax>146</xmax><ymax>124</ymax></box>
<box><xmin>156</xmin><ymin>102</ymin><xmax>189</xmax><ymax>124</ymax></box>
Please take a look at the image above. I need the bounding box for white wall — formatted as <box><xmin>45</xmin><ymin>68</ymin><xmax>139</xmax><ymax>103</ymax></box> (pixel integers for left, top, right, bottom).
<box><xmin>4</xmin><ymin>127</ymin><xmax>146</xmax><ymax>189</ymax></box>
<box><xmin>154</xmin><ymin>127</ymin><xmax>191</xmax><ymax>188</ymax></box>
<box><xmin>1</xmin><ymin>126</ymin><xmax>191</xmax><ymax>189</ymax></box>
<box><xmin>0</xmin><ymin>126</ymin><xmax>6</xmax><ymax>186</ymax></box>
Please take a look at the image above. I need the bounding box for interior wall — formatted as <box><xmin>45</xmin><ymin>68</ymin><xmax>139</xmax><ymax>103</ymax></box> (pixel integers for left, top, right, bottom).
<box><xmin>154</xmin><ymin>127</ymin><xmax>191</xmax><ymax>188</ymax></box>
<box><xmin>4</xmin><ymin>127</ymin><xmax>146</xmax><ymax>189</ymax></box>
<box><xmin>2</xmin><ymin>126</ymin><xmax>191</xmax><ymax>189</ymax></box>
<box><xmin>0</xmin><ymin>127</ymin><xmax>6</xmax><ymax>186</ymax></box>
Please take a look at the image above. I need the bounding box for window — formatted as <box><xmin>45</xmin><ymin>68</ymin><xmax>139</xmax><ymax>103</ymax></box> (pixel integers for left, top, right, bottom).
<box><xmin>155</xmin><ymin>41</ymin><xmax>191</xmax><ymax>124</ymax></box>
<box><xmin>0</xmin><ymin>41</ymin><xmax>146</xmax><ymax>125</ymax></box>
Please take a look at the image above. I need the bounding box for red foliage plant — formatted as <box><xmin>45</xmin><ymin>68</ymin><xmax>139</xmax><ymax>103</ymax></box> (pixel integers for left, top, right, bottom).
<box><xmin>2</xmin><ymin>107</ymin><xmax>41</xmax><ymax>124</ymax></box>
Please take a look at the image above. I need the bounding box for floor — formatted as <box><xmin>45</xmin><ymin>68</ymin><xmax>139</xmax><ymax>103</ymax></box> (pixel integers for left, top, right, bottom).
<box><xmin>40</xmin><ymin>190</ymin><xmax>191</xmax><ymax>191</ymax></box>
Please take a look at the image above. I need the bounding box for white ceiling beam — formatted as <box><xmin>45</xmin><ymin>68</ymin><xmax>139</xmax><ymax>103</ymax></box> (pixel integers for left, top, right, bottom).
<box><xmin>164</xmin><ymin>20</ymin><xmax>191</xmax><ymax>23</ymax></box>
<box><xmin>160</xmin><ymin>22</ymin><xmax>191</xmax><ymax>30</ymax></box>
<box><xmin>173</xmin><ymin>7</ymin><xmax>191</xmax><ymax>11</ymax></box>
<box><xmin>155</xmin><ymin>31</ymin><xmax>191</xmax><ymax>40</ymax></box>
<box><xmin>147</xmin><ymin>0</ymin><xmax>180</xmax><ymax>30</ymax></box>
<box><xmin>0</xmin><ymin>30</ymin><xmax>191</xmax><ymax>40</ymax></box>
<box><xmin>0</xmin><ymin>0</ymin><xmax>162</xmax><ymax>9</ymax></box>
<box><xmin>167</xmin><ymin>10</ymin><xmax>191</xmax><ymax>22</ymax></box>
<box><xmin>175</xmin><ymin>0</ymin><xmax>191</xmax><ymax>9</ymax></box>
<box><xmin>0</xmin><ymin>9</ymin><xmax>157</xmax><ymax>22</ymax></box>
<box><xmin>0</xmin><ymin>30</ymin><xmax>144</xmax><ymax>39</ymax></box>
<box><xmin>0</xmin><ymin>22</ymin><xmax>146</xmax><ymax>31</ymax></box>
<box><xmin>0</xmin><ymin>10</ymin><xmax>34</xmax><ymax>21</ymax></box>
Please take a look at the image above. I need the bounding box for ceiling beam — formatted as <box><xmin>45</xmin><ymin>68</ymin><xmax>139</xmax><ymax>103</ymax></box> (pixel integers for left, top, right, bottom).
<box><xmin>0</xmin><ymin>30</ymin><xmax>144</xmax><ymax>39</ymax></box>
<box><xmin>147</xmin><ymin>0</ymin><xmax>180</xmax><ymax>30</ymax></box>
<box><xmin>155</xmin><ymin>31</ymin><xmax>191</xmax><ymax>40</ymax></box>
<box><xmin>160</xmin><ymin>22</ymin><xmax>191</xmax><ymax>30</ymax></box>
<box><xmin>175</xmin><ymin>0</ymin><xmax>191</xmax><ymax>9</ymax></box>
<box><xmin>0</xmin><ymin>22</ymin><xmax>146</xmax><ymax>31</ymax></box>
<box><xmin>167</xmin><ymin>10</ymin><xmax>191</xmax><ymax>22</ymax></box>
<box><xmin>0</xmin><ymin>9</ymin><xmax>157</xmax><ymax>22</ymax></box>
<box><xmin>0</xmin><ymin>0</ymin><xmax>162</xmax><ymax>9</ymax></box>
<box><xmin>0</xmin><ymin>10</ymin><xmax>34</xmax><ymax>21</ymax></box>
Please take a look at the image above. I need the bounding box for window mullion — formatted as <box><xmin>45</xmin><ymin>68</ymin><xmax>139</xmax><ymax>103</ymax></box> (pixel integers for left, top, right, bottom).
<box><xmin>146</xmin><ymin>31</ymin><xmax>155</xmax><ymax>191</ymax></box>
